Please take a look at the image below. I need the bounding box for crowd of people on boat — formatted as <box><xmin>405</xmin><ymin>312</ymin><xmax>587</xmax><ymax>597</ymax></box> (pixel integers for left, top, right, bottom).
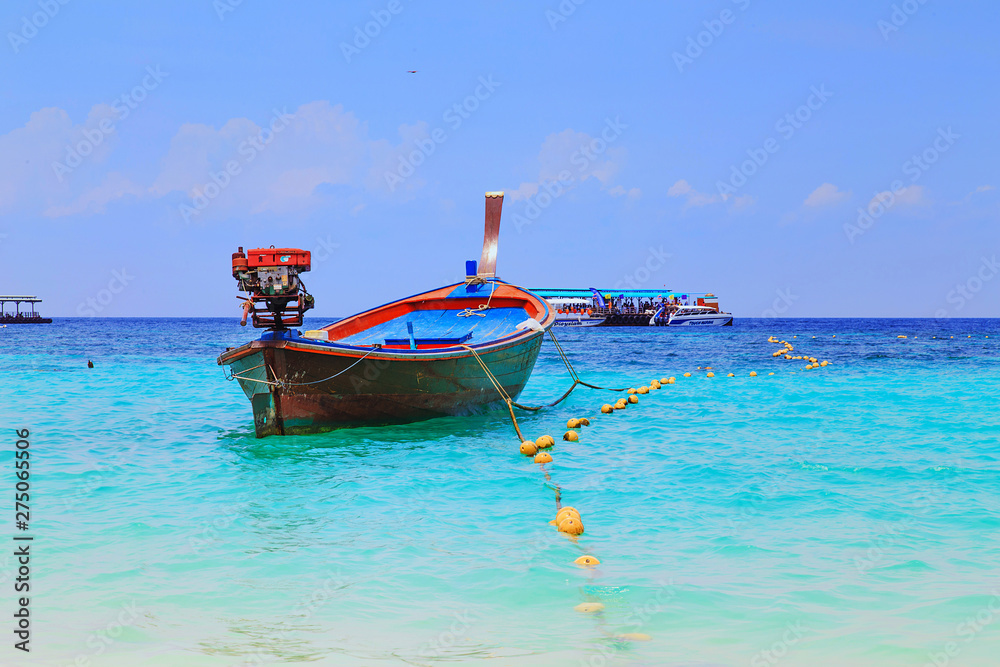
<box><xmin>600</xmin><ymin>295</ymin><xmax>697</xmax><ymax>314</ymax></box>
<box><xmin>556</xmin><ymin>297</ymin><xmax>694</xmax><ymax>316</ymax></box>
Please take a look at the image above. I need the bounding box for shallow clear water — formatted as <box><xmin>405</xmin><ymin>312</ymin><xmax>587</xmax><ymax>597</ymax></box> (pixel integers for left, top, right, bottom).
<box><xmin>1</xmin><ymin>318</ymin><xmax>999</xmax><ymax>666</ymax></box>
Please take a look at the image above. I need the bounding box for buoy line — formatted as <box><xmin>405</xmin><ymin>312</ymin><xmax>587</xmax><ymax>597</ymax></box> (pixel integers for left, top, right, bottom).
<box><xmin>766</xmin><ymin>336</ymin><xmax>831</xmax><ymax>370</ymax></box>
<box><xmin>475</xmin><ymin>332</ymin><xmax>816</xmax><ymax>643</ymax></box>
<box><xmin>510</xmin><ymin>374</ymin><xmax>698</xmax><ymax>644</ymax></box>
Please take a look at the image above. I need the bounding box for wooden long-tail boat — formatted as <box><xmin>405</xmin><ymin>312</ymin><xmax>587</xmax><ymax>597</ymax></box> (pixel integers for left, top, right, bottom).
<box><xmin>218</xmin><ymin>192</ymin><xmax>556</xmax><ymax>437</ymax></box>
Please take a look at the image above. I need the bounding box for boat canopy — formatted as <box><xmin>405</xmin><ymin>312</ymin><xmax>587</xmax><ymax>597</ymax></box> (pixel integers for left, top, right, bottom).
<box><xmin>530</xmin><ymin>289</ymin><xmax>717</xmax><ymax>300</ymax></box>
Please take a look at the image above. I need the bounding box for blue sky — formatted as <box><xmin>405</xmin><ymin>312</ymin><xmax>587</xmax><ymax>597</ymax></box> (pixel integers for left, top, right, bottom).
<box><xmin>1</xmin><ymin>0</ymin><xmax>997</xmax><ymax>318</ymax></box>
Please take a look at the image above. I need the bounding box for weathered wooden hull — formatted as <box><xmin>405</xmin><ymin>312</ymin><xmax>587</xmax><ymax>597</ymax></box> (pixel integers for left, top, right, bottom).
<box><xmin>219</xmin><ymin>278</ymin><xmax>555</xmax><ymax>437</ymax></box>
<box><xmin>222</xmin><ymin>333</ymin><xmax>544</xmax><ymax>436</ymax></box>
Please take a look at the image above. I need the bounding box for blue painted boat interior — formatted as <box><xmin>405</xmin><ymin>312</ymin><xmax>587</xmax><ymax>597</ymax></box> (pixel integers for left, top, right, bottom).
<box><xmin>337</xmin><ymin>306</ymin><xmax>529</xmax><ymax>346</ymax></box>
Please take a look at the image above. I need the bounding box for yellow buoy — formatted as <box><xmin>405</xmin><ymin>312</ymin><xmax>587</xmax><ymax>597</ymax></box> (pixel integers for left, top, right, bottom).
<box><xmin>805</xmin><ymin>364</ymin><xmax>813</xmax><ymax>369</ymax></box>
<box><xmin>727</xmin><ymin>373</ymin><xmax>734</xmax><ymax>377</ymax></box>
<box><xmin>749</xmin><ymin>371</ymin><xmax>757</xmax><ymax>377</ymax></box>
<box><xmin>574</xmin><ymin>555</ymin><xmax>600</xmax><ymax>567</ymax></box>
<box><xmin>637</xmin><ymin>386</ymin><xmax>649</xmax><ymax>394</ymax></box>
<box><xmin>660</xmin><ymin>377</ymin><xmax>670</xmax><ymax>384</ymax></box>
<box><xmin>563</xmin><ymin>430</ymin><xmax>579</xmax><ymax>442</ymax></box>
<box><xmin>579</xmin><ymin>417</ymin><xmax>590</xmax><ymax>426</ymax></box>
<box><xmin>615</xmin><ymin>398</ymin><xmax>628</xmax><ymax>409</ymax></box>
<box><xmin>520</xmin><ymin>441</ymin><xmax>538</xmax><ymax>456</ymax></box>
<box><xmin>667</xmin><ymin>377</ymin><xmax>676</xmax><ymax>384</ymax></box>
<box><xmin>556</xmin><ymin>506</ymin><xmax>580</xmax><ymax>523</ymax></box>
<box><xmin>536</xmin><ymin>435</ymin><xmax>555</xmax><ymax>448</ymax></box>
<box><xmin>785</xmin><ymin>355</ymin><xmax>792</xmax><ymax>360</ymax></box>
<box><xmin>601</xmin><ymin>404</ymin><xmax>614</xmax><ymax>414</ymax></box>
<box><xmin>897</xmin><ymin>335</ymin><xmax>907</xmax><ymax>338</ymax></box>
<box><xmin>649</xmin><ymin>381</ymin><xmax>661</xmax><ymax>389</ymax></box>
<box><xmin>768</xmin><ymin>372</ymin><xmax>774</xmax><ymax>375</ymax></box>
<box><xmin>567</xmin><ymin>418</ymin><xmax>580</xmax><ymax>429</ymax></box>
<box><xmin>558</xmin><ymin>516</ymin><xmax>584</xmax><ymax>535</ymax></box>
<box><xmin>574</xmin><ymin>602</ymin><xmax>603</xmax><ymax>613</ymax></box>
<box><xmin>628</xmin><ymin>395</ymin><xmax>638</xmax><ymax>404</ymax></box>
<box><xmin>820</xmin><ymin>360</ymin><xmax>828</xmax><ymax>367</ymax></box>
<box><xmin>534</xmin><ymin>451</ymin><xmax>553</xmax><ymax>464</ymax></box>
<box><xmin>706</xmin><ymin>372</ymin><xmax>715</xmax><ymax>378</ymax></box>
<box><xmin>627</xmin><ymin>388</ymin><xmax>637</xmax><ymax>394</ymax></box>
<box><xmin>683</xmin><ymin>372</ymin><xmax>691</xmax><ymax>377</ymax></box>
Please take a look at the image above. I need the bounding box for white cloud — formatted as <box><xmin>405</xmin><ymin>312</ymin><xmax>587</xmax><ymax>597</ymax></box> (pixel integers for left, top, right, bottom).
<box><xmin>667</xmin><ymin>179</ymin><xmax>692</xmax><ymax>197</ymax></box>
<box><xmin>667</xmin><ymin>178</ymin><xmax>721</xmax><ymax>208</ymax></box>
<box><xmin>0</xmin><ymin>105</ymin><xmax>121</xmax><ymax>216</ymax></box>
<box><xmin>866</xmin><ymin>185</ymin><xmax>926</xmax><ymax>213</ymax></box>
<box><xmin>0</xmin><ymin>100</ymin><xmax>441</xmax><ymax>220</ymax></box>
<box><xmin>507</xmin><ymin>127</ymin><xmax>632</xmax><ymax>202</ymax></box>
<box><xmin>507</xmin><ymin>181</ymin><xmax>539</xmax><ymax>202</ymax></box>
<box><xmin>609</xmin><ymin>185</ymin><xmax>641</xmax><ymax>199</ymax></box>
<box><xmin>43</xmin><ymin>172</ymin><xmax>143</xmax><ymax>218</ymax></box>
<box><xmin>152</xmin><ymin>101</ymin><xmax>415</xmax><ymax>218</ymax></box>
<box><xmin>803</xmin><ymin>183</ymin><xmax>849</xmax><ymax>208</ymax></box>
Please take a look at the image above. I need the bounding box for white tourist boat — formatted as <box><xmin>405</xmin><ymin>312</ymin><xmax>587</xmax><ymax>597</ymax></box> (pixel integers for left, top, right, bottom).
<box><xmin>668</xmin><ymin>305</ymin><xmax>733</xmax><ymax>326</ymax></box>
<box><xmin>546</xmin><ymin>298</ymin><xmax>606</xmax><ymax>327</ymax></box>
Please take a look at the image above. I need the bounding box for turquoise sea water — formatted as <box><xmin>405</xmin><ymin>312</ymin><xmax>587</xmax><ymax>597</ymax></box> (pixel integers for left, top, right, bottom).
<box><xmin>1</xmin><ymin>318</ymin><xmax>999</xmax><ymax>667</ymax></box>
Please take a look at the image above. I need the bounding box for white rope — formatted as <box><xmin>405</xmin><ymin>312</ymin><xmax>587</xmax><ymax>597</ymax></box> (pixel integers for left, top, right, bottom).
<box><xmin>224</xmin><ymin>346</ymin><xmax>381</xmax><ymax>388</ymax></box>
<box><xmin>279</xmin><ymin>346</ymin><xmax>381</xmax><ymax>386</ymax></box>
<box><xmin>457</xmin><ymin>279</ymin><xmax>497</xmax><ymax>318</ymax></box>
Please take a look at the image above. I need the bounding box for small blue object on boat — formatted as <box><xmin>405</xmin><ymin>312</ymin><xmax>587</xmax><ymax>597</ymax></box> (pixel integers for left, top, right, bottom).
<box><xmin>384</xmin><ymin>331</ymin><xmax>474</xmax><ymax>346</ymax></box>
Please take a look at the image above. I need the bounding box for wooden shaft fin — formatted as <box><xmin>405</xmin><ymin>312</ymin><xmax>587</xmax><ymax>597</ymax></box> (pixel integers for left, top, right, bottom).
<box><xmin>478</xmin><ymin>191</ymin><xmax>504</xmax><ymax>278</ymax></box>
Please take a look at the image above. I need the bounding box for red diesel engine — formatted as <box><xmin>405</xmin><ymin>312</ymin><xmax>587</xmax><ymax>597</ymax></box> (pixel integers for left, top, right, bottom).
<box><xmin>231</xmin><ymin>246</ymin><xmax>314</xmax><ymax>329</ymax></box>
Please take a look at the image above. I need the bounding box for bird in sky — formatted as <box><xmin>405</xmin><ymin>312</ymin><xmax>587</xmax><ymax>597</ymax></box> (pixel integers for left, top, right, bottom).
<box><xmin>407</xmin><ymin>70</ymin><xmax>417</xmax><ymax>73</ymax></box>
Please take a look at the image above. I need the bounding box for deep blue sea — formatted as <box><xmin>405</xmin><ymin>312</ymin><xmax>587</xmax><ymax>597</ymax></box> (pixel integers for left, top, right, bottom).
<box><xmin>1</xmin><ymin>318</ymin><xmax>999</xmax><ymax>667</ymax></box>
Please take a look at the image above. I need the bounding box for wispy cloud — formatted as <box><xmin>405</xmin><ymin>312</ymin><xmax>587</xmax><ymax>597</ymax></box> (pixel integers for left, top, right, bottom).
<box><xmin>867</xmin><ymin>184</ymin><xmax>927</xmax><ymax>212</ymax></box>
<box><xmin>507</xmin><ymin>122</ymin><xmax>633</xmax><ymax>203</ymax></box>
<box><xmin>803</xmin><ymin>183</ymin><xmax>850</xmax><ymax>208</ymax></box>
<box><xmin>667</xmin><ymin>178</ymin><xmax>751</xmax><ymax>211</ymax></box>
<box><xmin>0</xmin><ymin>100</ymin><xmax>449</xmax><ymax>221</ymax></box>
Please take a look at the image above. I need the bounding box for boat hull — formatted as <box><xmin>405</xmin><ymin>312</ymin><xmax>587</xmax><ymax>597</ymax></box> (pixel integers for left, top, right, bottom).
<box><xmin>553</xmin><ymin>315</ymin><xmax>606</xmax><ymax>327</ymax></box>
<box><xmin>668</xmin><ymin>314</ymin><xmax>734</xmax><ymax>326</ymax></box>
<box><xmin>224</xmin><ymin>333</ymin><xmax>544</xmax><ymax>436</ymax></box>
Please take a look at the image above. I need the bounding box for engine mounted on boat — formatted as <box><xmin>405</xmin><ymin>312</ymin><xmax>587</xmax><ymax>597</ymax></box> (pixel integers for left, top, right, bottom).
<box><xmin>231</xmin><ymin>246</ymin><xmax>314</xmax><ymax>329</ymax></box>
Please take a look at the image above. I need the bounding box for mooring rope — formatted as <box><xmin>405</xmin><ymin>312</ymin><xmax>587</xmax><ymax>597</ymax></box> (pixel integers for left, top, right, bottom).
<box><xmin>279</xmin><ymin>346</ymin><xmax>381</xmax><ymax>387</ymax></box>
<box><xmin>460</xmin><ymin>329</ymin><xmax>629</xmax><ymax>442</ymax></box>
<box><xmin>225</xmin><ymin>346</ymin><xmax>382</xmax><ymax>388</ymax></box>
<box><xmin>459</xmin><ymin>343</ymin><xmax>527</xmax><ymax>441</ymax></box>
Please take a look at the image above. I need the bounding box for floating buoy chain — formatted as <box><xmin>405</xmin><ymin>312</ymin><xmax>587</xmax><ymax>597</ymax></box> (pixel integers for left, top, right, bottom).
<box><xmin>765</xmin><ymin>336</ymin><xmax>831</xmax><ymax>370</ymax></box>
